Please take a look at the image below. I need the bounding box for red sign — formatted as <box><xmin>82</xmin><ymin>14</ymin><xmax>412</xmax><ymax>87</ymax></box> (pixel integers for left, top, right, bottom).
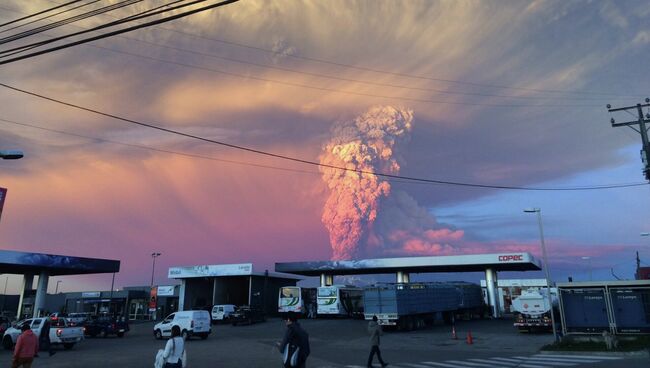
<box><xmin>498</xmin><ymin>254</ymin><xmax>523</xmax><ymax>262</ymax></box>
<box><xmin>0</xmin><ymin>188</ymin><xmax>6</xmax><ymax>222</ymax></box>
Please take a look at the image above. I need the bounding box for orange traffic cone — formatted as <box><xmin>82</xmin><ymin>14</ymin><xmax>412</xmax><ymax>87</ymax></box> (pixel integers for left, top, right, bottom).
<box><xmin>466</xmin><ymin>330</ymin><xmax>473</xmax><ymax>345</ymax></box>
<box><xmin>451</xmin><ymin>325</ymin><xmax>458</xmax><ymax>340</ymax></box>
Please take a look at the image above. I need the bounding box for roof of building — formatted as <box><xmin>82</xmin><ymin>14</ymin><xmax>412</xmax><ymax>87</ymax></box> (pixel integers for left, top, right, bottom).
<box><xmin>275</xmin><ymin>253</ymin><xmax>542</xmax><ymax>276</ymax></box>
<box><xmin>0</xmin><ymin>249</ymin><xmax>120</xmax><ymax>276</ymax></box>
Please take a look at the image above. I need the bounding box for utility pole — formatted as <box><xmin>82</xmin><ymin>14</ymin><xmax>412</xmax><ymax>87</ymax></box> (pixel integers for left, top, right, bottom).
<box><xmin>607</xmin><ymin>99</ymin><xmax>650</xmax><ymax>181</ymax></box>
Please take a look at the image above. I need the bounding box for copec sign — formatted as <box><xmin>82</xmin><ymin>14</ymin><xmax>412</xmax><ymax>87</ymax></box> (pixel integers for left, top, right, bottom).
<box><xmin>498</xmin><ymin>254</ymin><xmax>525</xmax><ymax>262</ymax></box>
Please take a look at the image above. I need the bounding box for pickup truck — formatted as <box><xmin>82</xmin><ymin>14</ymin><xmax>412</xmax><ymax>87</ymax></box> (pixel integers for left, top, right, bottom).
<box><xmin>84</xmin><ymin>316</ymin><xmax>129</xmax><ymax>338</ymax></box>
<box><xmin>2</xmin><ymin>317</ymin><xmax>84</xmax><ymax>350</ymax></box>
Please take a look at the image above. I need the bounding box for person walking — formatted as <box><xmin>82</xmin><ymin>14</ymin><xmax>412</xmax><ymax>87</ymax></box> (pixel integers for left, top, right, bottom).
<box><xmin>162</xmin><ymin>325</ymin><xmax>185</xmax><ymax>368</ymax></box>
<box><xmin>277</xmin><ymin>312</ymin><xmax>310</xmax><ymax>368</ymax></box>
<box><xmin>12</xmin><ymin>323</ymin><xmax>39</xmax><ymax>368</ymax></box>
<box><xmin>367</xmin><ymin>316</ymin><xmax>388</xmax><ymax>368</ymax></box>
<box><xmin>39</xmin><ymin>318</ymin><xmax>55</xmax><ymax>357</ymax></box>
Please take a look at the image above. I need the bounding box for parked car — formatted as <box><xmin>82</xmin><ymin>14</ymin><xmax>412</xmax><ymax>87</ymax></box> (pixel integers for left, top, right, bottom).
<box><xmin>84</xmin><ymin>315</ymin><xmax>129</xmax><ymax>338</ymax></box>
<box><xmin>153</xmin><ymin>310</ymin><xmax>211</xmax><ymax>340</ymax></box>
<box><xmin>211</xmin><ymin>304</ymin><xmax>236</xmax><ymax>323</ymax></box>
<box><xmin>3</xmin><ymin>317</ymin><xmax>84</xmax><ymax>350</ymax></box>
<box><xmin>49</xmin><ymin>312</ymin><xmax>67</xmax><ymax>322</ymax></box>
<box><xmin>230</xmin><ymin>306</ymin><xmax>266</xmax><ymax>326</ymax></box>
<box><xmin>67</xmin><ymin>312</ymin><xmax>91</xmax><ymax>326</ymax></box>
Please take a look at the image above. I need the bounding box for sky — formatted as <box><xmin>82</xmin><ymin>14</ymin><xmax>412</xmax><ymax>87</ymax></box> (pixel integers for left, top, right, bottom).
<box><xmin>0</xmin><ymin>0</ymin><xmax>649</xmax><ymax>293</ymax></box>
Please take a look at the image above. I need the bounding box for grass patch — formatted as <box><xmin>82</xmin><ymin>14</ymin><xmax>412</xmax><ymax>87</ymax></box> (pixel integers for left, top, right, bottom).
<box><xmin>542</xmin><ymin>335</ymin><xmax>650</xmax><ymax>352</ymax></box>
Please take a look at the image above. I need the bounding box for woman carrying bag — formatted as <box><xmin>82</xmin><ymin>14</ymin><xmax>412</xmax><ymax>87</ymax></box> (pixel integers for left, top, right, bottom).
<box><xmin>162</xmin><ymin>326</ymin><xmax>186</xmax><ymax>368</ymax></box>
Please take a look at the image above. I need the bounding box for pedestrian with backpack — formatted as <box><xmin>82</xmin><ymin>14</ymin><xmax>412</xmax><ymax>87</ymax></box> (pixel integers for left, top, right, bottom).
<box><xmin>162</xmin><ymin>326</ymin><xmax>185</xmax><ymax>368</ymax></box>
<box><xmin>277</xmin><ymin>312</ymin><xmax>310</xmax><ymax>368</ymax></box>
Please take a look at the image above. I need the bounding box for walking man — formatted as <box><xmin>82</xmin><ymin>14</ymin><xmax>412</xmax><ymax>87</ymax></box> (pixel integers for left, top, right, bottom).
<box><xmin>367</xmin><ymin>315</ymin><xmax>388</xmax><ymax>368</ymax></box>
<box><xmin>277</xmin><ymin>312</ymin><xmax>310</xmax><ymax>368</ymax></box>
<box><xmin>39</xmin><ymin>318</ymin><xmax>55</xmax><ymax>357</ymax></box>
<box><xmin>12</xmin><ymin>323</ymin><xmax>39</xmax><ymax>368</ymax></box>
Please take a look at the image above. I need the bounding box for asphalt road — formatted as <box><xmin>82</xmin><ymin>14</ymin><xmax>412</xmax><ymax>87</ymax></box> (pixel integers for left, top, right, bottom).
<box><xmin>0</xmin><ymin>318</ymin><xmax>646</xmax><ymax>367</ymax></box>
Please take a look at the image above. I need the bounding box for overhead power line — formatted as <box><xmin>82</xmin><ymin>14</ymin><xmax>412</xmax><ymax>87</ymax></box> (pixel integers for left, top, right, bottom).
<box><xmin>2</xmin><ymin>2</ymin><xmax>640</xmax><ymax>101</ymax></box>
<box><xmin>0</xmin><ymin>0</ymin><xmax>85</xmax><ymax>29</ymax></box>
<box><xmin>0</xmin><ymin>116</ymin><xmax>322</xmax><ymax>176</ymax></box>
<box><xmin>0</xmin><ymin>0</ymin><xmax>142</xmax><ymax>46</ymax></box>
<box><xmin>0</xmin><ymin>81</ymin><xmax>646</xmax><ymax>191</ymax></box>
<box><xmin>0</xmin><ymin>0</ymin><xmax>240</xmax><ymax>65</ymax></box>
<box><xmin>0</xmin><ymin>0</ymin><xmax>102</xmax><ymax>36</ymax></box>
<box><xmin>158</xmin><ymin>28</ymin><xmax>647</xmax><ymax>99</ymax></box>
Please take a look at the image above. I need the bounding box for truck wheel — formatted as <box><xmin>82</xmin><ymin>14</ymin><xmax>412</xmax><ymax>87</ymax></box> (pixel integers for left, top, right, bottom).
<box><xmin>154</xmin><ymin>330</ymin><xmax>162</xmax><ymax>340</ymax></box>
<box><xmin>63</xmin><ymin>343</ymin><xmax>74</xmax><ymax>350</ymax></box>
<box><xmin>200</xmin><ymin>333</ymin><xmax>208</xmax><ymax>340</ymax></box>
<box><xmin>2</xmin><ymin>336</ymin><xmax>13</xmax><ymax>350</ymax></box>
<box><xmin>117</xmin><ymin>332</ymin><xmax>125</xmax><ymax>338</ymax></box>
<box><xmin>101</xmin><ymin>329</ymin><xmax>108</xmax><ymax>338</ymax></box>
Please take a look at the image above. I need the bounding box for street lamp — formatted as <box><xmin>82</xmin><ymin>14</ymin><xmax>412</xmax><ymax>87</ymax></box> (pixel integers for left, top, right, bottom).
<box><xmin>0</xmin><ymin>150</ymin><xmax>23</xmax><ymax>160</ymax></box>
<box><xmin>581</xmin><ymin>257</ymin><xmax>592</xmax><ymax>281</ymax></box>
<box><xmin>150</xmin><ymin>252</ymin><xmax>161</xmax><ymax>287</ymax></box>
<box><xmin>55</xmin><ymin>280</ymin><xmax>62</xmax><ymax>294</ymax></box>
<box><xmin>524</xmin><ymin>207</ymin><xmax>559</xmax><ymax>342</ymax></box>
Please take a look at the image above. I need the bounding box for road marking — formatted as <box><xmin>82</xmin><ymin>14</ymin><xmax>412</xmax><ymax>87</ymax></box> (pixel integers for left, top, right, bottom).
<box><xmin>348</xmin><ymin>353</ymin><xmax>624</xmax><ymax>368</ymax></box>
<box><xmin>490</xmin><ymin>357</ymin><xmax>528</xmax><ymax>363</ymax></box>
<box><xmin>527</xmin><ymin>356</ymin><xmax>602</xmax><ymax>364</ymax></box>
<box><xmin>444</xmin><ymin>360</ymin><xmax>500</xmax><ymax>367</ymax></box>
<box><xmin>535</xmin><ymin>354</ymin><xmax>622</xmax><ymax>360</ymax></box>
<box><xmin>421</xmin><ymin>362</ymin><xmax>481</xmax><ymax>368</ymax></box>
<box><xmin>468</xmin><ymin>358</ymin><xmax>519</xmax><ymax>366</ymax></box>
<box><xmin>401</xmin><ymin>363</ymin><xmax>442</xmax><ymax>368</ymax></box>
<box><xmin>513</xmin><ymin>356</ymin><xmax>577</xmax><ymax>366</ymax></box>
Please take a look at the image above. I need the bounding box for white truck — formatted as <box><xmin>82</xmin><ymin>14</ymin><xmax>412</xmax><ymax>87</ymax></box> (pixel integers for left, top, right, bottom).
<box><xmin>512</xmin><ymin>288</ymin><xmax>557</xmax><ymax>332</ymax></box>
<box><xmin>3</xmin><ymin>317</ymin><xmax>84</xmax><ymax>350</ymax></box>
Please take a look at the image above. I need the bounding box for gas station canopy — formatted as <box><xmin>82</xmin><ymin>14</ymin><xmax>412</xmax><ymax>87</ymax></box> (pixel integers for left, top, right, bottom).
<box><xmin>0</xmin><ymin>249</ymin><xmax>120</xmax><ymax>276</ymax></box>
<box><xmin>275</xmin><ymin>253</ymin><xmax>542</xmax><ymax>276</ymax></box>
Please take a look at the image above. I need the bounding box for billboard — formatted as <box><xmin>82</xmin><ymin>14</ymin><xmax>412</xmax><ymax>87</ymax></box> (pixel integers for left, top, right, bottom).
<box><xmin>168</xmin><ymin>263</ymin><xmax>253</xmax><ymax>278</ymax></box>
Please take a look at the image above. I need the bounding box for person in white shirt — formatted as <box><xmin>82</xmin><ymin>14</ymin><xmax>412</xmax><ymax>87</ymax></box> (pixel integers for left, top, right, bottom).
<box><xmin>162</xmin><ymin>325</ymin><xmax>185</xmax><ymax>368</ymax></box>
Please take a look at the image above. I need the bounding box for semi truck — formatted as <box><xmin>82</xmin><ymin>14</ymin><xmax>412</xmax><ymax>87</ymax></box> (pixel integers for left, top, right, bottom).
<box><xmin>363</xmin><ymin>282</ymin><xmax>484</xmax><ymax>331</ymax></box>
<box><xmin>512</xmin><ymin>288</ymin><xmax>557</xmax><ymax>332</ymax></box>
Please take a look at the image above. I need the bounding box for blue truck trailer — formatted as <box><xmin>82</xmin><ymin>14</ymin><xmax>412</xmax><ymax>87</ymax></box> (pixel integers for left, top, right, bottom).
<box><xmin>363</xmin><ymin>282</ymin><xmax>484</xmax><ymax>330</ymax></box>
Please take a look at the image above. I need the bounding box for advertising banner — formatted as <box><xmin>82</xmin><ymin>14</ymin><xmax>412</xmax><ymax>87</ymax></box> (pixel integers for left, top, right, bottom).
<box><xmin>149</xmin><ymin>287</ymin><xmax>157</xmax><ymax>312</ymax></box>
<box><xmin>0</xmin><ymin>187</ymin><xmax>6</xmax><ymax>222</ymax></box>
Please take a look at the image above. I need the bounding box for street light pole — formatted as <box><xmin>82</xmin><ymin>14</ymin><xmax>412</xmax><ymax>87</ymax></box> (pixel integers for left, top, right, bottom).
<box><xmin>524</xmin><ymin>207</ymin><xmax>559</xmax><ymax>342</ymax></box>
<box><xmin>2</xmin><ymin>276</ymin><xmax>7</xmax><ymax>313</ymax></box>
<box><xmin>150</xmin><ymin>252</ymin><xmax>161</xmax><ymax>288</ymax></box>
<box><xmin>581</xmin><ymin>257</ymin><xmax>592</xmax><ymax>281</ymax></box>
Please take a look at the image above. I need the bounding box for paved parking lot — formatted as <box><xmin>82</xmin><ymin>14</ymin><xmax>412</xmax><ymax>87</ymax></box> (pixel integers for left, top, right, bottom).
<box><xmin>0</xmin><ymin>318</ymin><xmax>645</xmax><ymax>367</ymax></box>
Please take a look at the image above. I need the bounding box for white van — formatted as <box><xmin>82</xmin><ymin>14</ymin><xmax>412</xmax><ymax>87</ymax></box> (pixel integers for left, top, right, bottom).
<box><xmin>153</xmin><ymin>310</ymin><xmax>211</xmax><ymax>340</ymax></box>
<box><xmin>211</xmin><ymin>304</ymin><xmax>236</xmax><ymax>323</ymax></box>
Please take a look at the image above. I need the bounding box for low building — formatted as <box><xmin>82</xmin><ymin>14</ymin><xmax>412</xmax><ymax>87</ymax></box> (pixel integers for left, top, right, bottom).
<box><xmin>168</xmin><ymin>263</ymin><xmax>302</xmax><ymax>316</ymax></box>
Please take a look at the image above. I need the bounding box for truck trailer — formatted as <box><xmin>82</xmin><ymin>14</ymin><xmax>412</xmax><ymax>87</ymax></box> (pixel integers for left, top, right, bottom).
<box><xmin>363</xmin><ymin>282</ymin><xmax>484</xmax><ymax>330</ymax></box>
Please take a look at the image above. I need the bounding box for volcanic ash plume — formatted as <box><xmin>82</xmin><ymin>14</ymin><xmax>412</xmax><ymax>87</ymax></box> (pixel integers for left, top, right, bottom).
<box><xmin>319</xmin><ymin>106</ymin><xmax>413</xmax><ymax>260</ymax></box>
